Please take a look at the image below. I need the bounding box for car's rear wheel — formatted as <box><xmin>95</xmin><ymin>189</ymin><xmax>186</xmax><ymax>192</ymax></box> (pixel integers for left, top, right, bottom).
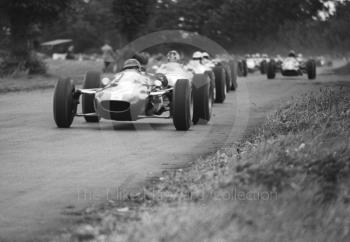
<box><xmin>242</xmin><ymin>60</ymin><xmax>248</xmax><ymax>77</ymax></box>
<box><xmin>82</xmin><ymin>71</ymin><xmax>101</xmax><ymax>122</ymax></box>
<box><xmin>53</xmin><ymin>78</ymin><xmax>76</xmax><ymax>128</ymax></box>
<box><xmin>260</xmin><ymin>60</ymin><xmax>267</xmax><ymax>74</ymax></box>
<box><xmin>213</xmin><ymin>66</ymin><xmax>226</xmax><ymax>103</ymax></box>
<box><xmin>306</xmin><ymin>60</ymin><xmax>316</xmax><ymax>80</ymax></box>
<box><xmin>224</xmin><ymin>65</ymin><xmax>232</xmax><ymax>93</ymax></box>
<box><xmin>267</xmin><ymin>60</ymin><xmax>276</xmax><ymax>79</ymax></box>
<box><xmin>192</xmin><ymin>74</ymin><xmax>212</xmax><ymax>125</ymax></box>
<box><xmin>173</xmin><ymin>79</ymin><xmax>192</xmax><ymax>131</ymax></box>
<box><xmin>229</xmin><ymin>60</ymin><xmax>238</xmax><ymax>91</ymax></box>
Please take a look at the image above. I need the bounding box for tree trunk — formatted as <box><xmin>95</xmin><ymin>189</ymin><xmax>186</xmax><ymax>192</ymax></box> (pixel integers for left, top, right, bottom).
<box><xmin>9</xmin><ymin>16</ymin><xmax>30</xmax><ymax>63</ymax></box>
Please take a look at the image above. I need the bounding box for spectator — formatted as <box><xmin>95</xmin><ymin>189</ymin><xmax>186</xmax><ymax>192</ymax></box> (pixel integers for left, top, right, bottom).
<box><xmin>66</xmin><ymin>45</ymin><xmax>75</xmax><ymax>60</ymax></box>
<box><xmin>101</xmin><ymin>40</ymin><xmax>116</xmax><ymax>72</ymax></box>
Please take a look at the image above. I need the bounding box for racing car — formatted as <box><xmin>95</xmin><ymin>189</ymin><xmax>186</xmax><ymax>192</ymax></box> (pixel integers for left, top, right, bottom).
<box><xmin>210</xmin><ymin>54</ymin><xmax>238</xmax><ymax>93</ymax></box>
<box><xmin>53</xmin><ymin>59</ymin><xmax>213</xmax><ymax>131</ymax></box>
<box><xmin>266</xmin><ymin>55</ymin><xmax>316</xmax><ymax>80</ymax></box>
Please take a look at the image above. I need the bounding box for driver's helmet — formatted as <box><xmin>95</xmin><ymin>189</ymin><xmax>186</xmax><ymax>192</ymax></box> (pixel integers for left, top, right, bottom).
<box><xmin>288</xmin><ymin>50</ymin><xmax>296</xmax><ymax>57</ymax></box>
<box><xmin>202</xmin><ymin>52</ymin><xmax>210</xmax><ymax>60</ymax></box>
<box><xmin>192</xmin><ymin>51</ymin><xmax>202</xmax><ymax>60</ymax></box>
<box><xmin>122</xmin><ymin>58</ymin><xmax>141</xmax><ymax>71</ymax></box>
<box><xmin>297</xmin><ymin>53</ymin><xmax>303</xmax><ymax>59</ymax></box>
<box><xmin>167</xmin><ymin>50</ymin><xmax>180</xmax><ymax>63</ymax></box>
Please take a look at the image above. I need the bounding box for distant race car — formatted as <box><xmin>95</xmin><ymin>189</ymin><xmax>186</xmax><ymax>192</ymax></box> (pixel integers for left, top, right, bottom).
<box><xmin>203</xmin><ymin>53</ymin><xmax>238</xmax><ymax>94</ymax></box>
<box><xmin>266</xmin><ymin>56</ymin><xmax>316</xmax><ymax>80</ymax></box>
<box><xmin>186</xmin><ymin>51</ymin><xmax>237</xmax><ymax>103</ymax></box>
<box><xmin>53</xmin><ymin>63</ymin><xmax>214</xmax><ymax>131</ymax></box>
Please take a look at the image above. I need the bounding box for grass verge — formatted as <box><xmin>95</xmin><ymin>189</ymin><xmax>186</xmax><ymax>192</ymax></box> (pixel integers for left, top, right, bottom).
<box><xmin>54</xmin><ymin>87</ymin><xmax>350</xmax><ymax>242</ymax></box>
<box><xmin>334</xmin><ymin>62</ymin><xmax>350</xmax><ymax>75</ymax></box>
<box><xmin>0</xmin><ymin>59</ymin><xmax>102</xmax><ymax>93</ymax></box>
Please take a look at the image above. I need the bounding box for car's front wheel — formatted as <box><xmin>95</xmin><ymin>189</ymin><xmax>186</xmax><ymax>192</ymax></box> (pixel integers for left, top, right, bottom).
<box><xmin>53</xmin><ymin>78</ymin><xmax>77</xmax><ymax>128</ymax></box>
<box><xmin>267</xmin><ymin>60</ymin><xmax>276</xmax><ymax>79</ymax></box>
<box><xmin>306</xmin><ymin>60</ymin><xmax>316</xmax><ymax>80</ymax></box>
<box><xmin>173</xmin><ymin>79</ymin><xmax>192</xmax><ymax>131</ymax></box>
<box><xmin>82</xmin><ymin>71</ymin><xmax>101</xmax><ymax>122</ymax></box>
<box><xmin>213</xmin><ymin>66</ymin><xmax>226</xmax><ymax>103</ymax></box>
<box><xmin>192</xmin><ymin>74</ymin><xmax>212</xmax><ymax>124</ymax></box>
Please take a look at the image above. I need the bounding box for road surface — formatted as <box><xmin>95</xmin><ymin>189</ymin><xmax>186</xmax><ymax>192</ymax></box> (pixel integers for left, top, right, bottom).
<box><xmin>0</xmin><ymin>67</ymin><xmax>346</xmax><ymax>241</ymax></box>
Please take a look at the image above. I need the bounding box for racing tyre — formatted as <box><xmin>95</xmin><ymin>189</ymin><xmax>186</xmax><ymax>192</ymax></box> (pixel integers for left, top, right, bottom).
<box><xmin>306</xmin><ymin>60</ymin><xmax>316</xmax><ymax>80</ymax></box>
<box><xmin>192</xmin><ymin>74</ymin><xmax>213</xmax><ymax>125</ymax></box>
<box><xmin>260</xmin><ymin>60</ymin><xmax>267</xmax><ymax>74</ymax></box>
<box><xmin>53</xmin><ymin>78</ymin><xmax>76</xmax><ymax>128</ymax></box>
<box><xmin>205</xmin><ymin>70</ymin><xmax>216</xmax><ymax>104</ymax></box>
<box><xmin>229</xmin><ymin>60</ymin><xmax>238</xmax><ymax>90</ymax></box>
<box><xmin>213</xmin><ymin>66</ymin><xmax>226</xmax><ymax>103</ymax></box>
<box><xmin>224</xmin><ymin>65</ymin><xmax>232</xmax><ymax>93</ymax></box>
<box><xmin>267</xmin><ymin>60</ymin><xmax>276</xmax><ymax>79</ymax></box>
<box><xmin>82</xmin><ymin>71</ymin><xmax>101</xmax><ymax>122</ymax></box>
<box><xmin>173</xmin><ymin>79</ymin><xmax>192</xmax><ymax>131</ymax></box>
<box><xmin>242</xmin><ymin>60</ymin><xmax>248</xmax><ymax>77</ymax></box>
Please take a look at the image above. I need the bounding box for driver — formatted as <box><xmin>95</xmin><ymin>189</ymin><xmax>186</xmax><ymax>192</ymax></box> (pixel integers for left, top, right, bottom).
<box><xmin>201</xmin><ymin>52</ymin><xmax>215</xmax><ymax>68</ymax></box>
<box><xmin>117</xmin><ymin>58</ymin><xmax>152</xmax><ymax>86</ymax></box>
<box><xmin>186</xmin><ymin>51</ymin><xmax>206</xmax><ymax>73</ymax></box>
<box><xmin>288</xmin><ymin>50</ymin><xmax>296</xmax><ymax>58</ymax></box>
<box><xmin>122</xmin><ymin>58</ymin><xmax>142</xmax><ymax>72</ymax></box>
<box><xmin>157</xmin><ymin>50</ymin><xmax>183</xmax><ymax>72</ymax></box>
<box><xmin>167</xmin><ymin>50</ymin><xmax>181</xmax><ymax>63</ymax></box>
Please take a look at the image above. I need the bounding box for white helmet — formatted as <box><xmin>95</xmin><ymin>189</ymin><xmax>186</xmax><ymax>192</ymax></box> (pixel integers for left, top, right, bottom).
<box><xmin>192</xmin><ymin>51</ymin><xmax>202</xmax><ymax>59</ymax></box>
<box><xmin>202</xmin><ymin>52</ymin><xmax>210</xmax><ymax>59</ymax></box>
<box><xmin>122</xmin><ymin>58</ymin><xmax>141</xmax><ymax>71</ymax></box>
<box><xmin>167</xmin><ymin>50</ymin><xmax>180</xmax><ymax>62</ymax></box>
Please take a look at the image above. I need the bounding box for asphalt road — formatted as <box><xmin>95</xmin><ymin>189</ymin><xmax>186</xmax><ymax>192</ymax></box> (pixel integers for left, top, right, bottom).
<box><xmin>0</xmin><ymin>67</ymin><xmax>345</xmax><ymax>241</ymax></box>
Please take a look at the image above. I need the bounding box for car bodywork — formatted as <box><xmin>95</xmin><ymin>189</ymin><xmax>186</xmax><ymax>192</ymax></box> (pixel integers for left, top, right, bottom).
<box><xmin>53</xmin><ymin>63</ymin><xmax>213</xmax><ymax>130</ymax></box>
<box><xmin>266</xmin><ymin>56</ymin><xmax>316</xmax><ymax>80</ymax></box>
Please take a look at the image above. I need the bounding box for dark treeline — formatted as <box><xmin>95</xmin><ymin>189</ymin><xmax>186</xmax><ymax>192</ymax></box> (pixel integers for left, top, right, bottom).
<box><xmin>1</xmin><ymin>0</ymin><xmax>350</xmax><ymax>59</ymax></box>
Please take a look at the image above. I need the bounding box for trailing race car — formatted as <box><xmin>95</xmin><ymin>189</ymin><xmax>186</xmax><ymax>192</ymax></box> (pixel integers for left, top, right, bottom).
<box><xmin>186</xmin><ymin>51</ymin><xmax>234</xmax><ymax>104</ymax></box>
<box><xmin>53</xmin><ymin>58</ymin><xmax>213</xmax><ymax>131</ymax></box>
<box><xmin>238</xmin><ymin>58</ymin><xmax>248</xmax><ymax>77</ymax></box>
<box><xmin>211</xmin><ymin>54</ymin><xmax>238</xmax><ymax>92</ymax></box>
<box><xmin>266</xmin><ymin>55</ymin><xmax>316</xmax><ymax>80</ymax></box>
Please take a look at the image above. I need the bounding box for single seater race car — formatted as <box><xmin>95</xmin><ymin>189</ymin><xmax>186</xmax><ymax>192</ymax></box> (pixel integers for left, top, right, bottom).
<box><xmin>186</xmin><ymin>51</ymin><xmax>229</xmax><ymax>104</ymax></box>
<box><xmin>266</xmin><ymin>56</ymin><xmax>316</xmax><ymax>80</ymax></box>
<box><xmin>53</xmin><ymin>59</ymin><xmax>213</xmax><ymax>131</ymax></box>
<box><xmin>155</xmin><ymin>60</ymin><xmax>214</xmax><ymax>124</ymax></box>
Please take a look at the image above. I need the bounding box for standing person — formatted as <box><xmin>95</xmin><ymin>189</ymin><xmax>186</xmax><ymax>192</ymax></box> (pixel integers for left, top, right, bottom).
<box><xmin>66</xmin><ymin>45</ymin><xmax>75</xmax><ymax>60</ymax></box>
<box><xmin>101</xmin><ymin>40</ymin><xmax>116</xmax><ymax>73</ymax></box>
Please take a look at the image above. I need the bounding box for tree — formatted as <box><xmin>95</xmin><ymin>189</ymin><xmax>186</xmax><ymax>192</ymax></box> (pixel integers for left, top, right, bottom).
<box><xmin>0</xmin><ymin>0</ymin><xmax>71</xmax><ymax>61</ymax></box>
<box><xmin>42</xmin><ymin>0</ymin><xmax>116</xmax><ymax>52</ymax></box>
<box><xmin>112</xmin><ymin>0</ymin><xmax>156</xmax><ymax>45</ymax></box>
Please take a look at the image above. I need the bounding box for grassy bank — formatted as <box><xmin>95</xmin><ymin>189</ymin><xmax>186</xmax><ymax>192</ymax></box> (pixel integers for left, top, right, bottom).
<box><xmin>0</xmin><ymin>59</ymin><xmax>102</xmax><ymax>93</ymax></box>
<box><xmin>54</xmin><ymin>87</ymin><xmax>350</xmax><ymax>242</ymax></box>
<box><xmin>334</xmin><ymin>62</ymin><xmax>350</xmax><ymax>75</ymax></box>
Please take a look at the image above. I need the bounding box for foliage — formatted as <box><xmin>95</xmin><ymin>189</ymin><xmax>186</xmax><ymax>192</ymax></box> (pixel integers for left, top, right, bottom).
<box><xmin>0</xmin><ymin>0</ymin><xmax>71</xmax><ymax>74</ymax></box>
<box><xmin>52</xmin><ymin>86</ymin><xmax>350</xmax><ymax>242</ymax></box>
<box><xmin>2</xmin><ymin>0</ymin><xmax>350</xmax><ymax>65</ymax></box>
<box><xmin>112</xmin><ymin>0</ymin><xmax>156</xmax><ymax>43</ymax></box>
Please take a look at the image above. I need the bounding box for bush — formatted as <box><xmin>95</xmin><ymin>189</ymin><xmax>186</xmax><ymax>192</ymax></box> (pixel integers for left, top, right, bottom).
<box><xmin>25</xmin><ymin>56</ymin><xmax>47</xmax><ymax>75</ymax></box>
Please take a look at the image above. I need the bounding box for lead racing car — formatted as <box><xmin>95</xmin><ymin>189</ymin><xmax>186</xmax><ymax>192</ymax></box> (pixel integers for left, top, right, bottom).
<box><xmin>53</xmin><ymin>58</ymin><xmax>213</xmax><ymax>131</ymax></box>
<box><xmin>266</xmin><ymin>52</ymin><xmax>316</xmax><ymax>80</ymax></box>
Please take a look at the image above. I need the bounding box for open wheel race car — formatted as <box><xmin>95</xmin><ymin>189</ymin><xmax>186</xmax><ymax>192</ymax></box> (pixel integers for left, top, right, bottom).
<box><xmin>53</xmin><ymin>63</ymin><xmax>214</xmax><ymax>131</ymax></box>
<box><xmin>266</xmin><ymin>56</ymin><xmax>316</xmax><ymax>80</ymax></box>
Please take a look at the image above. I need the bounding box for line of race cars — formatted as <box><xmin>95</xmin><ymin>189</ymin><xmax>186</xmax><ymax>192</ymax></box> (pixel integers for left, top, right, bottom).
<box><xmin>237</xmin><ymin>50</ymin><xmax>317</xmax><ymax>80</ymax></box>
<box><xmin>53</xmin><ymin>50</ymin><xmax>238</xmax><ymax>131</ymax></box>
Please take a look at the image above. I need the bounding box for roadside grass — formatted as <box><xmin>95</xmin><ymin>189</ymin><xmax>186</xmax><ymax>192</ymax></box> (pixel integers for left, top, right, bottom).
<box><xmin>0</xmin><ymin>59</ymin><xmax>102</xmax><ymax>93</ymax></box>
<box><xmin>334</xmin><ymin>62</ymin><xmax>350</xmax><ymax>75</ymax></box>
<box><xmin>54</xmin><ymin>87</ymin><xmax>350</xmax><ymax>242</ymax></box>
